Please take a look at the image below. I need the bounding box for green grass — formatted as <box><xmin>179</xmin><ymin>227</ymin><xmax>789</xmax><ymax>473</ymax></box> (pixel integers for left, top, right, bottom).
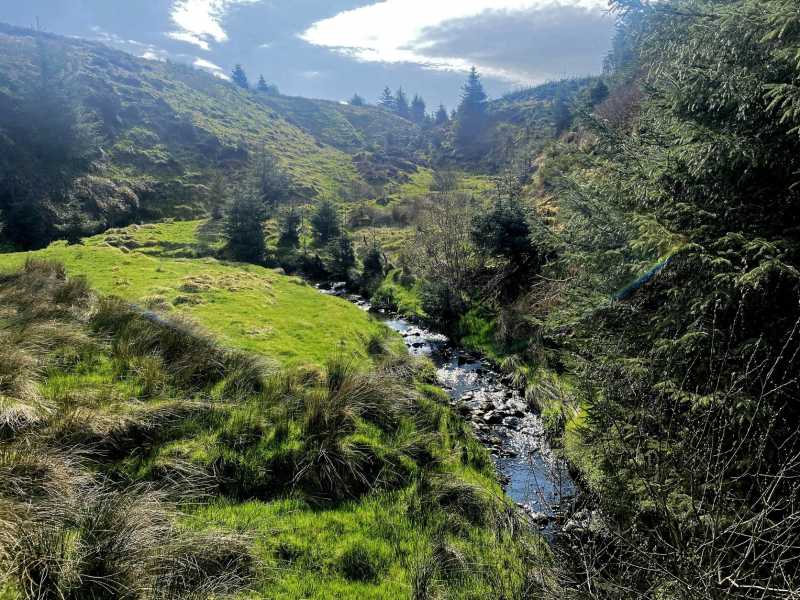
<box><xmin>372</xmin><ymin>270</ymin><xmax>425</xmax><ymax>318</ymax></box>
<box><xmin>353</xmin><ymin>227</ymin><xmax>414</xmax><ymax>262</ymax></box>
<box><xmin>259</xmin><ymin>94</ymin><xmax>420</xmax><ymax>156</ymax></box>
<box><xmin>0</xmin><ymin>24</ymin><xmax>426</xmax><ymax>224</ymax></box>
<box><xmin>0</xmin><ymin>245</ymin><xmax>552</xmax><ymax>600</ymax></box>
<box><xmin>187</xmin><ymin>495</ymin><xmax>412</xmax><ymax>599</ymax></box>
<box><xmin>0</xmin><ymin>220</ymin><xmax>390</xmax><ymax>367</ymax></box>
<box><xmin>387</xmin><ymin>170</ymin><xmax>495</xmax><ymax>203</ymax></box>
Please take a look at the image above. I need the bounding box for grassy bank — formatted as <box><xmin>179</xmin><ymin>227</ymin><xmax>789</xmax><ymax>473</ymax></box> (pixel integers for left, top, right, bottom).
<box><xmin>0</xmin><ymin>229</ymin><xmax>556</xmax><ymax>598</ymax></box>
<box><xmin>0</xmin><ymin>220</ymin><xmax>392</xmax><ymax>367</ymax></box>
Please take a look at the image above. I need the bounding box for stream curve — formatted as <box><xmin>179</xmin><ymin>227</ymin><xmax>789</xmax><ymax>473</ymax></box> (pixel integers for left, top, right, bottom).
<box><xmin>322</xmin><ymin>286</ymin><xmax>577</xmax><ymax>530</ymax></box>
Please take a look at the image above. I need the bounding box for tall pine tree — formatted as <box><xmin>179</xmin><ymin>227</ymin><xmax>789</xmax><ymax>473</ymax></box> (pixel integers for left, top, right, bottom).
<box><xmin>255</xmin><ymin>149</ymin><xmax>290</xmax><ymax>210</ymax></box>
<box><xmin>277</xmin><ymin>207</ymin><xmax>301</xmax><ymax>249</ymax></box>
<box><xmin>310</xmin><ymin>199</ymin><xmax>341</xmax><ymax>246</ymax></box>
<box><xmin>379</xmin><ymin>87</ymin><xmax>395</xmax><ymax>110</ymax></box>
<box><xmin>410</xmin><ymin>94</ymin><xmax>427</xmax><ymax>124</ymax></box>
<box><xmin>0</xmin><ymin>39</ymin><xmax>99</xmax><ymax>249</ymax></box>
<box><xmin>588</xmin><ymin>79</ymin><xmax>609</xmax><ymax>106</ymax></box>
<box><xmin>455</xmin><ymin>67</ymin><xmax>488</xmax><ymax>151</ymax></box>
<box><xmin>394</xmin><ymin>87</ymin><xmax>410</xmax><ymax>119</ymax></box>
<box><xmin>552</xmin><ymin>90</ymin><xmax>572</xmax><ymax>135</ymax></box>
<box><xmin>231</xmin><ymin>64</ymin><xmax>249</xmax><ymax>89</ymax></box>
<box><xmin>256</xmin><ymin>75</ymin><xmax>278</xmax><ymax>94</ymax></box>
<box><xmin>226</xmin><ymin>191</ymin><xmax>266</xmax><ymax>263</ymax></box>
<box><xmin>435</xmin><ymin>104</ymin><xmax>449</xmax><ymax>126</ymax></box>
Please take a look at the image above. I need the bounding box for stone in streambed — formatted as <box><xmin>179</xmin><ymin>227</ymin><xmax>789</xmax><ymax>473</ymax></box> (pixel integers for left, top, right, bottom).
<box><xmin>481</xmin><ymin>410</ymin><xmax>502</xmax><ymax>425</ymax></box>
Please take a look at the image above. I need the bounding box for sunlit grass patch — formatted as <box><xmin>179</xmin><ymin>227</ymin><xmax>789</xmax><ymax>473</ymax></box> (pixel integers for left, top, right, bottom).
<box><xmin>0</xmin><ymin>251</ymin><xmax>553</xmax><ymax>599</ymax></box>
<box><xmin>0</xmin><ymin>220</ymin><xmax>390</xmax><ymax>367</ymax></box>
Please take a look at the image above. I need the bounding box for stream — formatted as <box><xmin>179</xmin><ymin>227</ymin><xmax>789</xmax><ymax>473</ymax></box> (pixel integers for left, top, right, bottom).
<box><xmin>322</xmin><ymin>286</ymin><xmax>577</xmax><ymax>531</ymax></box>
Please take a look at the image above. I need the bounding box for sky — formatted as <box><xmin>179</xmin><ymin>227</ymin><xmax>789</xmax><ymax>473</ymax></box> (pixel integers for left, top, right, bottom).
<box><xmin>0</xmin><ymin>0</ymin><xmax>616</xmax><ymax>110</ymax></box>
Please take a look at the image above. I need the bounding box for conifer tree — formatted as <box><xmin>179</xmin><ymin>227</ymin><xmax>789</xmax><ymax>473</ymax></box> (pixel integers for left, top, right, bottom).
<box><xmin>410</xmin><ymin>94</ymin><xmax>427</xmax><ymax>124</ymax></box>
<box><xmin>394</xmin><ymin>87</ymin><xmax>410</xmax><ymax>119</ymax></box>
<box><xmin>310</xmin><ymin>199</ymin><xmax>341</xmax><ymax>246</ymax></box>
<box><xmin>552</xmin><ymin>90</ymin><xmax>572</xmax><ymax>135</ymax></box>
<box><xmin>255</xmin><ymin>150</ymin><xmax>290</xmax><ymax>210</ymax></box>
<box><xmin>349</xmin><ymin>93</ymin><xmax>366</xmax><ymax>106</ymax></box>
<box><xmin>226</xmin><ymin>191</ymin><xmax>266</xmax><ymax>263</ymax></box>
<box><xmin>256</xmin><ymin>75</ymin><xmax>279</xmax><ymax>95</ymax></box>
<box><xmin>379</xmin><ymin>87</ymin><xmax>395</xmax><ymax>110</ymax></box>
<box><xmin>231</xmin><ymin>64</ymin><xmax>249</xmax><ymax>89</ymax></box>
<box><xmin>277</xmin><ymin>207</ymin><xmax>301</xmax><ymax>249</ymax></box>
<box><xmin>327</xmin><ymin>232</ymin><xmax>356</xmax><ymax>281</ymax></box>
<box><xmin>209</xmin><ymin>175</ymin><xmax>227</xmax><ymax>220</ymax></box>
<box><xmin>589</xmin><ymin>79</ymin><xmax>610</xmax><ymax>106</ymax></box>
<box><xmin>361</xmin><ymin>239</ymin><xmax>385</xmax><ymax>282</ymax></box>
<box><xmin>435</xmin><ymin>104</ymin><xmax>449</xmax><ymax>126</ymax></box>
<box><xmin>455</xmin><ymin>67</ymin><xmax>488</xmax><ymax>148</ymax></box>
<box><xmin>0</xmin><ymin>39</ymin><xmax>99</xmax><ymax>249</ymax></box>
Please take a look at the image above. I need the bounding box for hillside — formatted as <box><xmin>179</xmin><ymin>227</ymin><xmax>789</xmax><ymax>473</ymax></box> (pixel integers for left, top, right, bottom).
<box><xmin>0</xmin><ymin>253</ymin><xmax>548</xmax><ymax>599</ymax></box>
<box><xmin>259</xmin><ymin>94</ymin><xmax>423</xmax><ymax>155</ymax></box>
<box><xmin>0</xmin><ymin>219</ymin><xmax>392</xmax><ymax>366</ymax></box>
<box><xmin>0</xmin><ymin>21</ymin><xmax>593</xmax><ymax>254</ymax></box>
<box><xmin>432</xmin><ymin>77</ymin><xmax>596</xmax><ymax>173</ymax></box>
<box><xmin>0</xmin><ymin>23</ymin><xmax>424</xmax><ymax>244</ymax></box>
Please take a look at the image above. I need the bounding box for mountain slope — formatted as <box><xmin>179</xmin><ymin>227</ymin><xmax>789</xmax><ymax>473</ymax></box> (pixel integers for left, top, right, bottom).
<box><xmin>432</xmin><ymin>76</ymin><xmax>597</xmax><ymax>173</ymax></box>
<box><xmin>0</xmin><ymin>23</ymin><xmax>423</xmax><ymax>237</ymax></box>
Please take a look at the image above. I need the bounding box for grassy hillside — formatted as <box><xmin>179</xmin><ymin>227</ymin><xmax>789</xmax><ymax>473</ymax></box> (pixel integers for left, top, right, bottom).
<box><xmin>0</xmin><ymin>242</ymin><xmax>553</xmax><ymax>599</ymax></box>
<box><xmin>260</xmin><ymin>94</ymin><xmax>422</xmax><ymax>155</ymax></box>
<box><xmin>0</xmin><ymin>219</ymin><xmax>390</xmax><ymax>366</ymax></box>
<box><xmin>0</xmin><ymin>24</ymin><xmax>423</xmax><ymax>228</ymax></box>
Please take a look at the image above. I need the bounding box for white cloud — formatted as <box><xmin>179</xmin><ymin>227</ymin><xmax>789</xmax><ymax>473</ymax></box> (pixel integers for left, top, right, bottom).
<box><xmin>88</xmin><ymin>26</ymin><xmax>170</xmax><ymax>64</ymax></box>
<box><xmin>300</xmin><ymin>0</ymin><xmax>609</xmax><ymax>81</ymax></box>
<box><xmin>167</xmin><ymin>0</ymin><xmax>261</xmax><ymax>50</ymax></box>
<box><xmin>141</xmin><ymin>50</ymin><xmax>167</xmax><ymax>62</ymax></box>
<box><xmin>193</xmin><ymin>57</ymin><xmax>230</xmax><ymax>79</ymax></box>
<box><xmin>167</xmin><ymin>31</ymin><xmax>211</xmax><ymax>50</ymax></box>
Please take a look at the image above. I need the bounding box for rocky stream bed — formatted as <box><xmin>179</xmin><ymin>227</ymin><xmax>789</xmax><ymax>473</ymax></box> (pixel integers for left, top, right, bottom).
<box><xmin>321</xmin><ymin>285</ymin><xmax>583</xmax><ymax>534</ymax></box>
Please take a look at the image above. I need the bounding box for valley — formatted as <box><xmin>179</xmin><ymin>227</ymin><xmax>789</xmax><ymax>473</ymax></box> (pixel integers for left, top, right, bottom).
<box><xmin>2</xmin><ymin>1</ymin><xmax>800</xmax><ymax>597</ymax></box>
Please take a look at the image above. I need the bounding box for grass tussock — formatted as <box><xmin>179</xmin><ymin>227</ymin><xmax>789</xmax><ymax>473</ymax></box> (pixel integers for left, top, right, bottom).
<box><xmin>4</xmin><ymin>483</ymin><xmax>254</xmax><ymax>600</ymax></box>
<box><xmin>0</xmin><ymin>262</ymin><xmax>256</xmax><ymax>598</ymax></box>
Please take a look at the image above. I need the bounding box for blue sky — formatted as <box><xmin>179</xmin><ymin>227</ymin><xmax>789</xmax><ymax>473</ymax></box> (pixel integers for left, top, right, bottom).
<box><xmin>1</xmin><ymin>0</ymin><xmax>616</xmax><ymax>110</ymax></box>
